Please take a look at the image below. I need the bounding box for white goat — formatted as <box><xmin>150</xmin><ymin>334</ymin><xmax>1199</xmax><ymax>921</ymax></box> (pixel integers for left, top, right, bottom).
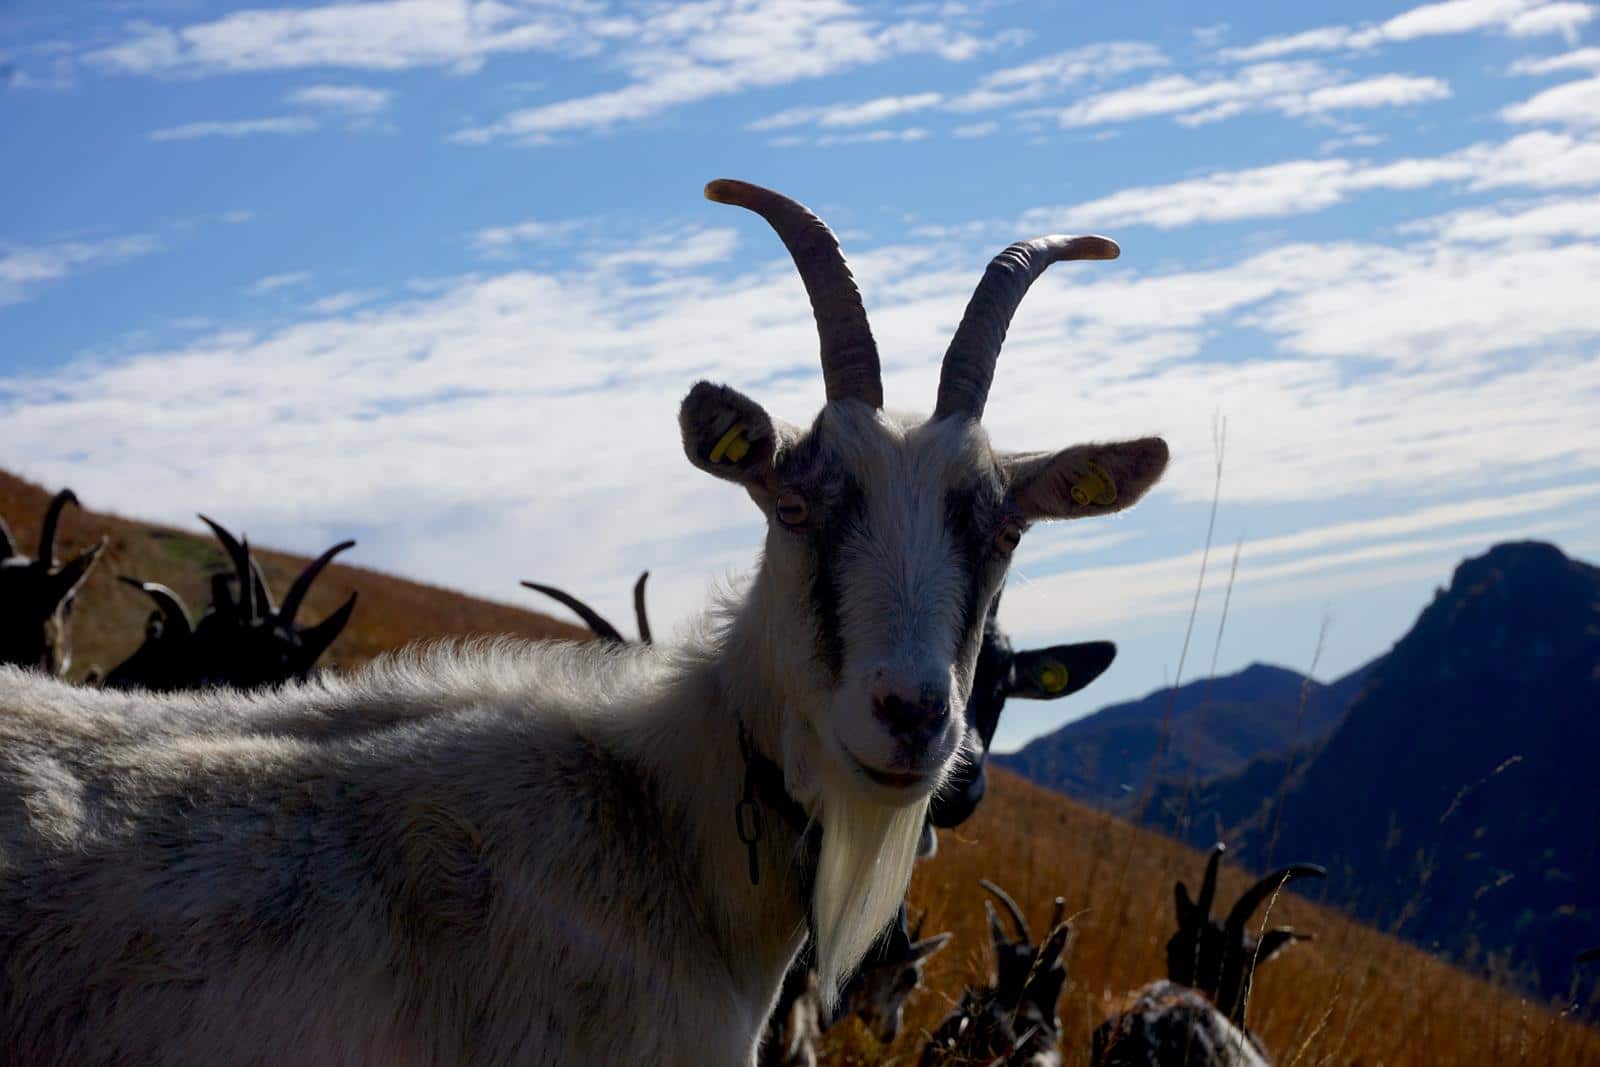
<box><xmin>0</xmin><ymin>179</ymin><xmax>1167</xmax><ymax>1066</ymax></box>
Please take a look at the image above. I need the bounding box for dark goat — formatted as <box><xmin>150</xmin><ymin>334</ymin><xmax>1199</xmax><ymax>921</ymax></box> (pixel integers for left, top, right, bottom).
<box><xmin>763</xmin><ymin>905</ymin><xmax>951</xmax><ymax>1066</ymax></box>
<box><xmin>1091</xmin><ymin>844</ymin><xmax>1325</xmax><ymax>1066</ymax></box>
<box><xmin>0</xmin><ymin>489</ymin><xmax>106</xmax><ymax>676</ymax></box>
<box><xmin>105</xmin><ymin>515</ymin><xmax>355</xmax><ymax>690</ymax></box>
<box><xmin>928</xmin><ymin>598</ymin><xmax>1116</xmax><ymax>838</ymax></box>
<box><xmin>922</xmin><ymin>880</ymin><xmax>1072</xmax><ymax>1067</ymax></box>
<box><xmin>521</xmin><ymin>571</ymin><xmax>654</xmax><ymax>644</ymax></box>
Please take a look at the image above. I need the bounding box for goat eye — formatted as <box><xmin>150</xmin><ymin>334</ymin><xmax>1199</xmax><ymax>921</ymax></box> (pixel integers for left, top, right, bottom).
<box><xmin>995</xmin><ymin>522</ymin><xmax>1023</xmax><ymax>556</ymax></box>
<box><xmin>775</xmin><ymin>491</ymin><xmax>809</xmax><ymax>528</ymax></box>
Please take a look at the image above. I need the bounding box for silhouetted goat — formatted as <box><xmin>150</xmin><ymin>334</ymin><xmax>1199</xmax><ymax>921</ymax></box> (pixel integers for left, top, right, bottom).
<box><xmin>105</xmin><ymin>515</ymin><xmax>355</xmax><ymax>690</ymax></box>
<box><xmin>1091</xmin><ymin>844</ymin><xmax>1325</xmax><ymax>1066</ymax></box>
<box><xmin>922</xmin><ymin>880</ymin><xmax>1073</xmax><ymax>1066</ymax></box>
<box><xmin>0</xmin><ymin>489</ymin><xmax>105</xmax><ymax>676</ymax></box>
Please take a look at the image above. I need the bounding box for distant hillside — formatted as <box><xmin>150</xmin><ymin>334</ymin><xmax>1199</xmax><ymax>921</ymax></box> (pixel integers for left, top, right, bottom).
<box><xmin>1157</xmin><ymin>542</ymin><xmax>1600</xmax><ymax>1000</ymax></box>
<box><xmin>1</xmin><ymin>469</ymin><xmax>588</xmax><ymax>678</ymax></box>
<box><xmin>996</xmin><ymin>659</ymin><xmax>1372</xmax><ymax>808</ymax></box>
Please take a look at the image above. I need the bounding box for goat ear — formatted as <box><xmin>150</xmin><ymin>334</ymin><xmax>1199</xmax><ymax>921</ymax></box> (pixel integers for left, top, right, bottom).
<box><xmin>1001</xmin><ymin>437</ymin><xmax>1168</xmax><ymax>521</ymax></box>
<box><xmin>680</xmin><ymin>381</ymin><xmax>787</xmax><ymax>500</ymax></box>
<box><xmin>1008</xmin><ymin>641</ymin><xmax>1116</xmax><ymax>701</ymax></box>
<box><xmin>908</xmin><ymin>932</ymin><xmax>952</xmax><ymax>961</ymax></box>
<box><xmin>1256</xmin><ymin>927</ymin><xmax>1311</xmax><ymax>965</ymax></box>
<box><xmin>50</xmin><ymin>537</ymin><xmax>107</xmax><ymax>601</ymax></box>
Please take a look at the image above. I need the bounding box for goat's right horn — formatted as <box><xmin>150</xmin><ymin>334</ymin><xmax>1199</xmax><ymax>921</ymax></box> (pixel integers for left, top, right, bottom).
<box><xmin>119</xmin><ymin>577</ymin><xmax>194</xmax><ymax>636</ymax></box>
<box><xmin>199</xmin><ymin>515</ymin><xmax>255</xmax><ymax>621</ymax></box>
<box><xmin>280</xmin><ymin>540</ymin><xmax>356</xmax><ymax>627</ymax></box>
<box><xmin>632</xmin><ymin>571</ymin><xmax>653</xmax><ymax>644</ymax></box>
<box><xmin>934</xmin><ymin>235</ymin><xmax>1119</xmax><ymax>422</ymax></box>
<box><xmin>39</xmin><ymin>488</ymin><xmax>79</xmax><ymax>566</ymax></box>
<box><xmin>0</xmin><ymin>514</ymin><xmax>16</xmax><ymax>558</ymax></box>
<box><xmin>704</xmin><ymin>179</ymin><xmax>883</xmax><ymax>409</ymax></box>
<box><xmin>980</xmin><ymin>879</ymin><xmax>1032</xmax><ymax>944</ymax></box>
<box><xmin>521</xmin><ymin>582</ymin><xmax>625</xmax><ymax>644</ymax></box>
<box><xmin>1224</xmin><ymin>864</ymin><xmax>1327</xmax><ymax>933</ymax></box>
<box><xmin>1196</xmin><ymin>842</ymin><xmax>1226</xmax><ymax>922</ymax></box>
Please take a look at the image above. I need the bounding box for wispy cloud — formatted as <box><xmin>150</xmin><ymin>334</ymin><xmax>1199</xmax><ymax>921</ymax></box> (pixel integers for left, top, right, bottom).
<box><xmin>1509</xmin><ymin>45</ymin><xmax>1600</xmax><ymax>73</ymax></box>
<box><xmin>470</xmin><ymin>218</ymin><xmax>591</xmax><ymax>256</ymax></box>
<box><xmin>945</xmin><ymin>40</ymin><xmax>1169</xmax><ymax>111</ymax></box>
<box><xmin>286</xmin><ymin>84</ymin><xmax>391</xmax><ymax>116</ymax></box>
<box><xmin>1057</xmin><ymin>62</ymin><xmax>1450</xmax><ymax>128</ymax></box>
<box><xmin>83</xmin><ymin>0</ymin><xmax>589</xmax><ymax>76</ymax></box>
<box><xmin>751</xmin><ymin>91</ymin><xmax>944</xmax><ymax>131</ymax></box>
<box><xmin>148</xmin><ymin>116</ymin><xmax>318</xmax><ymax>141</ymax></box>
<box><xmin>1502</xmin><ymin>74</ymin><xmax>1600</xmax><ymax>128</ymax></box>
<box><xmin>245</xmin><ymin>271</ymin><xmax>312</xmax><ymax>295</ymax></box>
<box><xmin>1220</xmin><ymin>0</ymin><xmax>1594</xmax><ymax>62</ymax></box>
<box><xmin>453</xmin><ymin>1</ymin><xmax>994</xmax><ymax>144</ymax></box>
<box><xmin>0</xmin><ymin>234</ymin><xmax>161</xmax><ymax>305</ymax></box>
<box><xmin>772</xmin><ymin>127</ymin><xmax>931</xmax><ymax>147</ymax></box>
<box><xmin>1021</xmin><ymin>130</ymin><xmax>1600</xmax><ymax>229</ymax></box>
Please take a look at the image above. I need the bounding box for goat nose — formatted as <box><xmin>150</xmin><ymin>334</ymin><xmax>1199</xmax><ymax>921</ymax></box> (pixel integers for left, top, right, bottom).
<box><xmin>870</xmin><ymin>680</ymin><xmax>949</xmax><ymax>741</ymax></box>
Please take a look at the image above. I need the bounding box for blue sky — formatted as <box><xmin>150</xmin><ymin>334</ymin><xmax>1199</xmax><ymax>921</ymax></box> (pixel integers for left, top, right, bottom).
<box><xmin>4</xmin><ymin>0</ymin><xmax>1599</xmax><ymax>750</ymax></box>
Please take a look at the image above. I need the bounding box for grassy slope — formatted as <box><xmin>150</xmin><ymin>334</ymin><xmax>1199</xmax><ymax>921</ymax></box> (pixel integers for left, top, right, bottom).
<box><xmin>0</xmin><ymin>470</ymin><xmax>588</xmax><ymax>678</ymax></box>
<box><xmin>5</xmin><ymin>470</ymin><xmax>1597</xmax><ymax>1064</ymax></box>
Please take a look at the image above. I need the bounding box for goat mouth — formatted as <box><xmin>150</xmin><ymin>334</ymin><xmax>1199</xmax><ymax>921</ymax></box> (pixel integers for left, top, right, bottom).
<box><xmin>848</xmin><ymin>755</ymin><xmax>929</xmax><ymax>790</ymax></box>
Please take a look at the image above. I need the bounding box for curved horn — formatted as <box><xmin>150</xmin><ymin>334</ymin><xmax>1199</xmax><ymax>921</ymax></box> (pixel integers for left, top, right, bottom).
<box><xmin>933</xmin><ymin>235</ymin><xmax>1120</xmax><ymax>422</ymax></box>
<box><xmin>704</xmin><ymin>179</ymin><xmax>882</xmax><ymax>409</ymax></box>
<box><xmin>632</xmin><ymin>571</ymin><xmax>653</xmax><ymax>644</ymax></box>
<box><xmin>1197</xmin><ymin>842</ymin><xmax>1226</xmax><ymax>922</ymax></box>
<box><xmin>1224</xmin><ymin>864</ymin><xmax>1327</xmax><ymax>933</ymax></box>
<box><xmin>199</xmin><ymin>515</ymin><xmax>255</xmax><ymax>621</ymax></box>
<box><xmin>39</xmin><ymin>488</ymin><xmax>79</xmax><ymax>566</ymax></box>
<box><xmin>297</xmin><ymin>592</ymin><xmax>356</xmax><ymax>666</ymax></box>
<box><xmin>250</xmin><ymin>556</ymin><xmax>275</xmax><ymax>616</ymax></box>
<box><xmin>520</xmin><ymin>581</ymin><xmax>625</xmax><ymax>644</ymax></box>
<box><xmin>279</xmin><ymin>540</ymin><xmax>356</xmax><ymax>627</ymax></box>
<box><xmin>118</xmin><ymin>576</ymin><xmax>194</xmax><ymax>636</ymax></box>
<box><xmin>980</xmin><ymin>878</ymin><xmax>1032</xmax><ymax>944</ymax></box>
<box><xmin>0</xmin><ymin>514</ymin><xmax>15</xmax><ymax>558</ymax></box>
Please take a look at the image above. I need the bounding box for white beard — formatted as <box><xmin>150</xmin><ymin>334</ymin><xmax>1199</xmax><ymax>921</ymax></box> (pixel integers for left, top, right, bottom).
<box><xmin>810</xmin><ymin>780</ymin><xmax>929</xmax><ymax>1010</ymax></box>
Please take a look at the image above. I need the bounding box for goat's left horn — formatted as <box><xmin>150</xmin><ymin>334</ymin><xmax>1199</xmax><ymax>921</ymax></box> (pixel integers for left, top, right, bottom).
<box><xmin>39</xmin><ymin>488</ymin><xmax>80</xmax><ymax>566</ymax></box>
<box><xmin>979</xmin><ymin>879</ymin><xmax>1032</xmax><ymax>944</ymax></box>
<box><xmin>705</xmin><ymin>179</ymin><xmax>883</xmax><ymax>409</ymax></box>
<box><xmin>934</xmin><ymin>235</ymin><xmax>1119</xmax><ymax>422</ymax></box>
<box><xmin>280</xmin><ymin>540</ymin><xmax>356</xmax><ymax>627</ymax></box>
<box><xmin>0</xmin><ymin>514</ymin><xmax>16</xmax><ymax>558</ymax></box>
<box><xmin>119</xmin><ymin>577</ymin><xmax>194</xmax><ymax>636</ymax></box>
<box><xmin>632</xmin><ymin>571</ymin><xmax>653</xmax><ymax>644</ymax></box>
<box><xmin>199</xmin><ymin>515</ymin><xmax>256</xmax><ymax>621</ymax></box>
<box><xmin>1224</xmin><ymin>864</ymin><xmax>1326</xmax><ymax>932</ymax></box>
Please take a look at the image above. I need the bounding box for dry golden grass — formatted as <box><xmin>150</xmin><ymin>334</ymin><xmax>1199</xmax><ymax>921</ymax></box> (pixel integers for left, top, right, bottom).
<box><xmin>825</xmin><ymin>769</ymin><xmax>1600</xmax><ymax>1066</ymax></box>
<box><xmin>0</xmin><ymin>469</ymin><xmax>587</xmax><ymax>679</ymax></box>
<box><xmin>6</xmin><ymin>469</ymin><xmax>1596</xmax><ymax>1064</ymax></box>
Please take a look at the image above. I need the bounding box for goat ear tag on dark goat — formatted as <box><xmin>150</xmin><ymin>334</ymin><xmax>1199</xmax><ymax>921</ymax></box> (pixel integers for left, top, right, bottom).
<box><xmin>1009</xmin><ymin>641</ymin><xmax>1116</xmax><ymax>700</ymax></box>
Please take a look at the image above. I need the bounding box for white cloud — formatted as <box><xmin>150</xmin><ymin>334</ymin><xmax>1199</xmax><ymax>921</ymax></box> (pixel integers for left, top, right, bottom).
<box><xmin>454</xmin><ymin>2</ymin><xmax>993</xmax><ymax>143</ymax></box>
<box><xmin>148</xmin><ymin>116</ymin><xmax>318</xmax><ymax>141</ymax></box>
<box><xmin>1020</xmin><ymin>130</ymin><xmax>1600</xmax><ymax>230</ymax></box>
<box><xmin>245</xmin><ymin>271</ymin><xmax>312</xmax><ymax>295</ymax></box>
<box><xmin>1510</xmin><ymin>45</ymin><xmax>1600</xmax><ymax>73</ymax></box>
<box><xmin>1220</xmin><ymin>0</ymin><xmax>1591</xmax><ymax>61</ymax></box>
<box><xmin>471</xmin><ymin>218</ymin><xmax>590</xmax><ymax>256</ymax></box>
<box><xmin>1058</xmin><ymin>63</ymin><xmax>1449</xmax><ymax>128</ymax></box>
<box><xmin>772</xmin><ymin>127</ymin><xmax>931</xmax><ymax>147</ymax></box>
<box><xmin>286</xmin><ymin>84</ymin><xmax>391</xmax><ymax>115</ymax></box>
<box><xmin>84</xmin><ymin>1</ymin><xmax>588</xmax><ymax>76</ymax></box>
<box><xmin>750</xmin><ymin>91</ymin><xmax>944</xmax><ymax>131</ymax></box>
<box><xmin>1400</xmin><ymin>191</ymin><xmax>1600</xmax><ymax>241</ymax></box>
<box><xmin>0</xmin><ymin>234</ymin><xmax>161</xmax><ymax>305</ymax></box>
<box><xmin>953</xmin><ymin>120</ymin><xmax>998</xmax><ymax>138</ymax></box>
<box><xmin>307</xmin><ymin>289</ymin><xmax>380</xmax><ymax>315</ymax></box>
<box><xmin>1502</xmin><ymin>75</ymin><xmax>1600</xmax><ymax>128</ymax></box>
<box><xmin>945</xmin><ymin>40</ymin><xmax>1169</xmax><ymax>111</ymax></box>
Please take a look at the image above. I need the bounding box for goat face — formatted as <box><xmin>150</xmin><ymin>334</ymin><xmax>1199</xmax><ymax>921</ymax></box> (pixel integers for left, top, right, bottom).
<box><xmin>1167</xmin><ymin>844</ymin><xmax>1324</xmax><ymax>1024</ymax></box>
<box><xmin>0</xmin><ymin>490</ymin><xmax>105</xmax><ymax>676</ymax></box>
<box><xmin>839</xmin><ymin>909</ymin><xmax>951</xmax><ymax>1044</ymax></box>
<box><xmin>685</xmin><ymin>181</ymin><xmax>1167</xmax><ymax>811</ymax></box>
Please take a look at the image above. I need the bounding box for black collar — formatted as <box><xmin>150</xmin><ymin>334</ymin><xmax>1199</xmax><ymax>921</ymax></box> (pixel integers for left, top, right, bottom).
<box><xmin>735</xmin><ymin>720</ymin><xmax>814</xmax><ymax>885</ymax></box>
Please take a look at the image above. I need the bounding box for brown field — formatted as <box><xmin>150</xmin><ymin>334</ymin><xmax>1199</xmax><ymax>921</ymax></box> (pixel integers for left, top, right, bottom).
<box><xmin>5</xmin><ymin>468</ymin><xmax>1598</xmax><ymax>1064</ymax></box>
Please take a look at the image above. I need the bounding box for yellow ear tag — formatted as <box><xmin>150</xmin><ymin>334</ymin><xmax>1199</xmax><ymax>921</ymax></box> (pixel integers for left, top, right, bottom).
<box><xmin>710</xmin><ymin>424</ymin><xmax>750</xmax><ymax>465</ymax></box>
<box><xmin>1070</xmin><ymin>462</ymin><xmax>1118</xmax><ymax>507</ymax></box>
<box><xmin>1039</xmin><ymin>661</ymin><xmax>1070</xmax><ymax>694</ymax></box>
